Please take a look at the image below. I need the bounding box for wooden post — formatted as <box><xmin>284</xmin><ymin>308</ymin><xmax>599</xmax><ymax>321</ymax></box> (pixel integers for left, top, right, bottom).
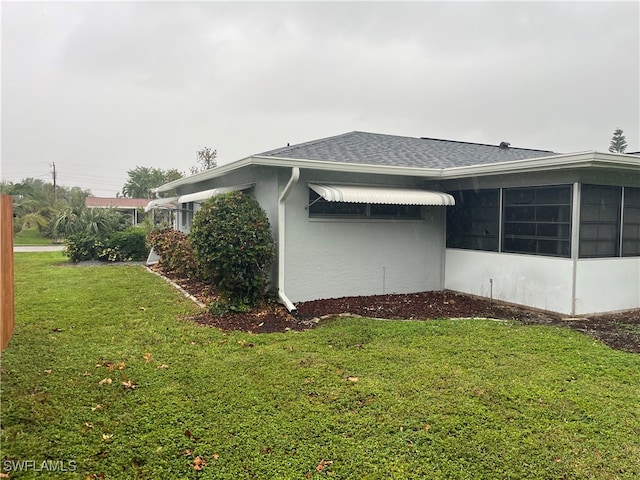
<box><xmin>1</xmin><ymin>194</ymin><xmax>15</xmax><ymax>351</ymax></box>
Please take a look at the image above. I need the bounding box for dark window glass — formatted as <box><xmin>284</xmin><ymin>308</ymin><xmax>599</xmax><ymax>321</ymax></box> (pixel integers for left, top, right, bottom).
<box><xmin>308</xmin><ymin>190</ymin><xmax>421</xmax><ymax>219</ymax></box>
<box><xmin>502</xmin><ymin>185</ymin><xmax>572</xmax><ymax>257</ymax></box>
<box><xmin>446</xmin><ymin>189</ymin><xmax>499</xmax><ymax>251</ymax></box>
<box><xmin>622</xmin><ymin>186</ymin><xmax>640</xmax><ymax>256</ymax></box>
<box><xmin>369</xmin><ymin>204</ymin><xmax>422</xmax><ymax>219</ymax></box>
<box><xmin>579</xmin><ymin>185</ymin><xmax>621</xmax><ymax>258</ymax></box>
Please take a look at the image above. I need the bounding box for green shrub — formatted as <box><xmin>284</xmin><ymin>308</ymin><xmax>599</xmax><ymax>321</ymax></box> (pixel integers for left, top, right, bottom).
<box><xmin>99</xmin><ymin>227</ymin><xmax>149</xmax><ymax>262</ymax></box>
<box><xmin>190</xmin><ymin>191</ymin><xmax>275</xmax><ymax>307</ymax></box>
<box><xmin>64</xmin><ymin>227</ymin><xmax>148</xmax><ymax>263</ymax></box>
<box><xmin>147</xmin><ymin>228</ymin><xmax>200</xmax><ymax>278</ymax></box>
<box><xmin>63</xmin><ymin>234</ymin><xmax>105</xmax><ymax>262</ymax></box>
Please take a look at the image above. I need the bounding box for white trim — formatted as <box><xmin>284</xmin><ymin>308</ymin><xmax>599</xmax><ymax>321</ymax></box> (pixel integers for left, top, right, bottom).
<box><xmin>308</xmin><ymin>183</ymin><xmax>455</xmax><ymax>206</ymax></box>
<box><xmin>176</xmin><ymin>183</ymin><xmax>253</xmax><ymax>204</ymax></box>
<box><xmin>155</xmin><ymin>151</ymin><xmax>639</xmax><ymax>193</ymax></box>
<box><xmin>144</xmin><ymin>196</ymin><xmax>178</xmax><ymax>212</ymax></box>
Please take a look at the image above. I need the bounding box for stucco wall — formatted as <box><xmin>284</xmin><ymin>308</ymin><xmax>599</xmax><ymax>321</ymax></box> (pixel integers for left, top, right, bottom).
<box><xmin>282</xmin><ymin>172</ymin><xmax>446</xmax><ymax>303</ymax></box>
<box><xmin>575</xmin><ymin>258</ymin><xmax>640</xmax><ymax>314</ymax></box>
<box><xmin>444</xmin><ymin>249</ymin><xmax>575</xmax><ymax>314</ymax></box>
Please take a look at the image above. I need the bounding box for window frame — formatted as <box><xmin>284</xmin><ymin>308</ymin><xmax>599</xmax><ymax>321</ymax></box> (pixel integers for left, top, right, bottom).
<box><xmin>308</xmin><ymin>190</ymin><xmax>423</xmax><ymax>220</ymax></box>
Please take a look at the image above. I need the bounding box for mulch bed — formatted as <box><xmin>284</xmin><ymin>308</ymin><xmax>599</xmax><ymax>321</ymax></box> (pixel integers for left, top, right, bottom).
<box><xmin>154</xmin><ymin>265</ymin><xmax>640</xmax><ymax>354</ymax></box>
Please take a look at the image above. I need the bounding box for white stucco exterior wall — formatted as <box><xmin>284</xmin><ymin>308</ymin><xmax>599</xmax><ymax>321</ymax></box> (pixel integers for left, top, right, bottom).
<box><xmin>575</xmin><ymin>258</ymin><xmax>640</xmax><ymax>314</ymax></box>
<box><xmin>282</xmin><ymin>180</ymin><xmax>446</xmax><ymax>303</ymax></box>
<box><xmin>444</xmin><ymin>249</ymin><xmax>575</xmax><ymax>314</ymax></box>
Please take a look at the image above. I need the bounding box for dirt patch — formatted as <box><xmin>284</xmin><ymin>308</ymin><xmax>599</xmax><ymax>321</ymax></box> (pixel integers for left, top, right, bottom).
<box><xmin>155</xmin><ymin>265</ymin><xmax>640</xmax><ymax>353</ymax></box>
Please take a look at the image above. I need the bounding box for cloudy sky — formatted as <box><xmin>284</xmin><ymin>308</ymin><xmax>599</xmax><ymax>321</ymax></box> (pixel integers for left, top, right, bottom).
<box><xmin>2</xmin><ymin>1</ymin><xmax>639</xmax><ymax>197</ymax></box>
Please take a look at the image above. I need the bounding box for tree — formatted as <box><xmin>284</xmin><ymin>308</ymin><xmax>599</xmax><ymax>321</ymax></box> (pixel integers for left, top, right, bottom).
<box><xmin>190</xmin><ymin>147</ymin><xmax>217</xmax><ymax>175</ymax></box>
<box><xmin>122</xmin><ymin>167</ymin><xmax>183</xmax><ymax>199</ymax></box>
<box><xmin>609</xmin><ymin>128</ymin><xmax>627</xmax><ymax>153</ymax></box>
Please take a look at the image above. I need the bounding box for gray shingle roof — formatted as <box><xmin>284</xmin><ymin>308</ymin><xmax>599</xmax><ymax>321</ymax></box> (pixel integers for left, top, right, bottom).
<box><xmin>258</xmin><ymin>131</ymin><xmax>557</xmax><ymax>168</ymax></box>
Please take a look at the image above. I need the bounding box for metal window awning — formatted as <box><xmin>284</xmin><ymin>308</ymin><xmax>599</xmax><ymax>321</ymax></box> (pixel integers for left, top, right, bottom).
<box><xmin>177</xmin><ymin>183</ymin><xmax>254</xmax><ymax>204</ymax></box>
<box><xmin>308</xmin><ymin>184</ymin><xmax>455</xmax><ymax>206</ymax></box>
<box><xmin>144</xmin><ymin>197</ymin><xmax>178</xmax><ymax>212</ymax></box>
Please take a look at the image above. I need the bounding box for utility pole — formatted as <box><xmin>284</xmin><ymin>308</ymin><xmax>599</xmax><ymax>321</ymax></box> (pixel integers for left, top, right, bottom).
<box><xmin>50</xmin><ymin>162</ymin><xmax>57</xmax><ymax>202</ymax></box>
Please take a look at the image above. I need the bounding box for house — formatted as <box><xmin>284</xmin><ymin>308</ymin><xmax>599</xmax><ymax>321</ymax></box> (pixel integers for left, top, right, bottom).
<box><xmin>85</xmin><ymin>197</ymin><xmax>150</xmax><ymax>225</ymax></box>
<box><xmin>152</xmin><ymin>131</ymin><xmax>640</xmax><ymax>316</ymax></box>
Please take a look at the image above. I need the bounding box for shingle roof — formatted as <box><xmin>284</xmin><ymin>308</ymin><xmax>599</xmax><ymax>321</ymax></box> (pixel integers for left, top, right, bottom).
<box><xmin>258</xmin><ymin>131</ymin><xmax>557</xmax><ymax>168</ymax></box>
<box><xmin>85</xmin><ymin>197</ymin><xmax>150</xmax><ymax>208</ymax></box>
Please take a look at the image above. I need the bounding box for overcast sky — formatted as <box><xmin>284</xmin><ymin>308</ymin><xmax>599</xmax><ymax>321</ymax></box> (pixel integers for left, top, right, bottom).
<box><xmin>2</xmin><ymin>1</ymin><xmax>639</xmax><ymax>197</ymax></box>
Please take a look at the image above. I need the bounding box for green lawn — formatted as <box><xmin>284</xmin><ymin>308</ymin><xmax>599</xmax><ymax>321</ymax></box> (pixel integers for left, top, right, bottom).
<box><xmin>13</xmin><ymin>228</ymin><xmax>55</xmax><ymax>245</ymax></box>
<box><xmin>1</xmin><ymin>253</ymin><xmax>639</xmax><ymax>479</ymax></box>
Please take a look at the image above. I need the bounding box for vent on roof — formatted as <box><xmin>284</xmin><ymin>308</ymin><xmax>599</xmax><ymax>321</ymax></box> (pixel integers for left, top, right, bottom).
<box><xmin>499</xmin><ymin>141</ymin><xmax>510</xmax><ymax>149</ymax></box>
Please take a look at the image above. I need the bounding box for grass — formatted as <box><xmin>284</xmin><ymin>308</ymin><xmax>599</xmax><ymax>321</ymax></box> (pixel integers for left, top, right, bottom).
<box><xmin>13</xmin><ymin>228</ymin><xmax>55</xmax><ymax>245</ymax></box>
<box><xmin>1</xmin><ymin>253</ymin><xmax>639</xmax><ymax>479</ymax></box>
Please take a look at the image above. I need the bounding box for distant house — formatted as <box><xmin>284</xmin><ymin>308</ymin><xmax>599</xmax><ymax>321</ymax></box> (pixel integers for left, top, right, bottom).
<box><xmin>153</xmin><ymin>131</ymin><xmax>640</xmax><ymax>316</ymax></box>
<box><xmin>85</xmin><ymin>197</ymin><xmax>150</xmax><ymax>225</ymax></box>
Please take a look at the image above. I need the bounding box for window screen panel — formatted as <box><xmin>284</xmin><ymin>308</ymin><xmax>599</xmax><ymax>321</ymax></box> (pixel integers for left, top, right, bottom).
<box><xmin>579</xmin><ymin>185</ymin><xmax>621</xmax><ymax>258</ymax></box>
<box><xmin>502</xmin><ymin>185</ymin><xmax>572</xmax><ymax>257</ymax></box>
<box><xmin>446</xmin><ymin>189</ymin><xmax>499</xmax><ymax>251</ymax></box>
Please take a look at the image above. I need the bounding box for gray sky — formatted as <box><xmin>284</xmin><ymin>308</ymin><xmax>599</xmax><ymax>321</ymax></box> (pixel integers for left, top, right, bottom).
<box><xmin>2</xmin><ymin>1</ymin><xmax>639</xmax><ymax>197</ymax></box>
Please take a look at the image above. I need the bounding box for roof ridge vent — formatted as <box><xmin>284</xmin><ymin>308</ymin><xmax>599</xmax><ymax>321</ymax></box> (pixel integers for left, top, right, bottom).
<box><xmin>499</xmin><ymin>141</ymin><xmax>511</xmax><ymax>149</ymax></box>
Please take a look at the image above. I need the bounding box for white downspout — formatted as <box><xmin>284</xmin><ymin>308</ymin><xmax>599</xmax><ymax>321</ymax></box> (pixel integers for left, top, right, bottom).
<box><xmin>278</xmin><ymin>167</ymin><xmax>300</xmax><ymax>313</ymax></box>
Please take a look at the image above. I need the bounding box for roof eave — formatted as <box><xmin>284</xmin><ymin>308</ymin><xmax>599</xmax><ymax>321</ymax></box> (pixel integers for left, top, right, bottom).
<box><xmin>155</xmin><ymin>150</ymin><xmax>639</xmax><ymax>192</ymax></box>
<box><xmin>439</xmin><ymin>151</ymin><xmax>640</xmax><ymax>179</ymax></box>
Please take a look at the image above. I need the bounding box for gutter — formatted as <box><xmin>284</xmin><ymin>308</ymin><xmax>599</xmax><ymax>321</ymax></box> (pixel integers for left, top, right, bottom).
<box><xmin>277</xmin><ymin>167</ymin><xmax>300</xmax><ymax>313</ymax></box>
<box><xmin>154</xmin><ymin>151</ymin><xmax>639</xmax><ymax>194</ymax></box>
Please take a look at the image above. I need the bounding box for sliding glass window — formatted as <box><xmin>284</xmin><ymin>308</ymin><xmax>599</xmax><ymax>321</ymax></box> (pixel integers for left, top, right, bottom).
<box><xmin>622</xmin><ymin>186</ymin><xmax>640</xmax><ymax>257</ymax></box>
<box><xmin>502</xmin><ymin>185</ymin><xmax>572</xmax><ymax>257</ymax></box>
<box><xmin>446</xmin><ymin>189</ymin><xmax>499</xmax><ymax>251</ymax></box>
<box><xmin>579</xmin><ymin>185</ymin><xmax>621</xmax><ymax>258</ymax></box>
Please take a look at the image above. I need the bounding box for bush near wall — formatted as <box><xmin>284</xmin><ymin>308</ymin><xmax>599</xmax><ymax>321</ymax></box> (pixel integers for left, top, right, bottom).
<box><xmin>64</xmin><ymin>227</ymin><xmax>149</xmax><ymax>263</ymax></box>
<box><xmin>190</xmin><ymin>191</ymin><xmax>275</xmax><ymax>309</ymax></box>
<box><xmin>147</xmin><ymin>228</ymin><xmax>200</xmax><ymax>279</ymax></box>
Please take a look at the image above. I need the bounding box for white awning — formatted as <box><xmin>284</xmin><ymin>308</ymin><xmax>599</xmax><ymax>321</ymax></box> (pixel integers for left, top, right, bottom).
<box><xmin>177</xmin><ymin>183</ymin><xmax>254</xmax><ymax>204</ymax></box>
<box><xmin>144</xmin><ymin>197</ymin><xmax>178</xmax><ymax>212</ymax></box>
<box><xmin>308</xmin><ymin>184</ymin><xmax>455</xmax><ymax>206</ymax></box>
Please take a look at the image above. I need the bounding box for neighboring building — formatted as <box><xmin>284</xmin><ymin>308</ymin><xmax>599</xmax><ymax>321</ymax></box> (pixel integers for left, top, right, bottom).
<box><xmin>153</xmin><ymin>131</ymin><xmax>640</xmax><ymax>316</ymax></box>
<box><xmin>85</xmin><ymin>197</ymin><xmax>150</xmax><ymax>225</ymax></box>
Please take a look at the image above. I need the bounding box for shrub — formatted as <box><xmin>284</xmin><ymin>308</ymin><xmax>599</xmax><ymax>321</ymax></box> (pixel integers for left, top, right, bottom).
<box><xmin>147</xmin><ymin>228</ymin><xmax>200</xmax><ymax>279</ymax></box>
<box><xmin>190</xmin><ymin>191</ymin><xmax>275</xmax><ymax>307</ymax></box>
<box><xmin>64</xmin><ymin>227</ymin><xmax>149</xmax><ymax>263</ymax></box>
<box><xmin>99</xmin><ymin>227</ymin><xmax>149</xmax><ymax>262</ymax></box>
<box><xmin>64</xmin><ymin>234</ymin><xmax>105</xmax><ymax>263</ymax></box>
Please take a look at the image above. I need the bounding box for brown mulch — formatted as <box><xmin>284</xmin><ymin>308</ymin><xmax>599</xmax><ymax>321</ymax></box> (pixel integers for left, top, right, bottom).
<box><xmin>153</xmin><ymin>266</ymin><xmax>640</xmax><ymax>354</ymax></box>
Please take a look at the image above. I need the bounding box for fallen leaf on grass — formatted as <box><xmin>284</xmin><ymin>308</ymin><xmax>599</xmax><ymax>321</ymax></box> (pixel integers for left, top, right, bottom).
<box><xmin>316</xmin><ymin>459</ymin><xmax>333</xmax><ymax>472</ymax></box>
<box><xmin>156</xmin><ymin>364</ymin><xmax>169</xmax><ymax>369</ymax></box>
<box><xmin>91</xmin><ymin>404</ymin><xmax>104</xmax><ymax>411</ymax></box>
<box><xmin>122</xmin><ymin>380</ymin><xmax>138</xmax><ymax>391</ymax></box>
<box><xmin>184</xmin><ymin>429</ymin><xmax>200</xmax><ymax>442</ymax></box>
<box><xmin>346</xmin><ymin>376</ymin><xmax>360</xmax><ymax>382</ymax></box>
<box><xmin>44</xmin><ymin>369</ymin><xmax>52</xmax><ymax>374</ymax></box>
<box><xmin>193</xmin><ymin>456</ymin><xmax>207</xmax><ymax>471</ymax></box>
<box><xmin>212</xmin><ymin>454</ymin><xmax>220</xmax><ymax>460</ymax></box>
<box><xmin>143</xmin><ymin>352</ymin><xmax>152</xmax><ymax>363</ymax></box>
<box><xmin>82</xmin><ymin>370</ymin><xmax>92</xmax><ymax>377</ymax></box>
<box><xmin>98</xmin><ymin>378</ymin><xmax>112</xmax><ymax>385</ymax></box>
<box><xmin>102</xmin><ymin>433</ymin><xmax>113</xmax><ymax>441</ymax></box>
<box><xmin>85</xmin><ymin>422</ymin><xmax>94</xmax><ymax>428</ymax></box>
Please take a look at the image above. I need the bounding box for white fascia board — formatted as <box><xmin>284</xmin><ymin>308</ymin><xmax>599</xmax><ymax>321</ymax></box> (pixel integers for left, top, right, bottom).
<box><xmin>154</xmin><ymin>157</ymin><xmax>254</xmax><ymax>192</ymax></box>
<box><xmin>155</xmin><ymin>155</ymin><xmax>443</xmax><ymax>192</ymax></box>
<box><xmin>250</xmin><ymin>155</ymin><xmax>443</xmax><ymax>177</ymax></box>
<box><xmin>155</xmin><ymin>150</ymin><xmax>639</xmax><ymax>192</ymax></box>
<box><xmin>439</xmin><ymin>151</ymin><xmax>640</xmax><ymax>179</ymax></box>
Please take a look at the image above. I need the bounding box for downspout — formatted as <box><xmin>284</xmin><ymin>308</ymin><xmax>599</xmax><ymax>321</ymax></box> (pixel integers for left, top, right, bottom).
<box><xmin>278</xmin><ymin>167</ymin><xmax>300</xmax><ymax>313</ymax></box>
